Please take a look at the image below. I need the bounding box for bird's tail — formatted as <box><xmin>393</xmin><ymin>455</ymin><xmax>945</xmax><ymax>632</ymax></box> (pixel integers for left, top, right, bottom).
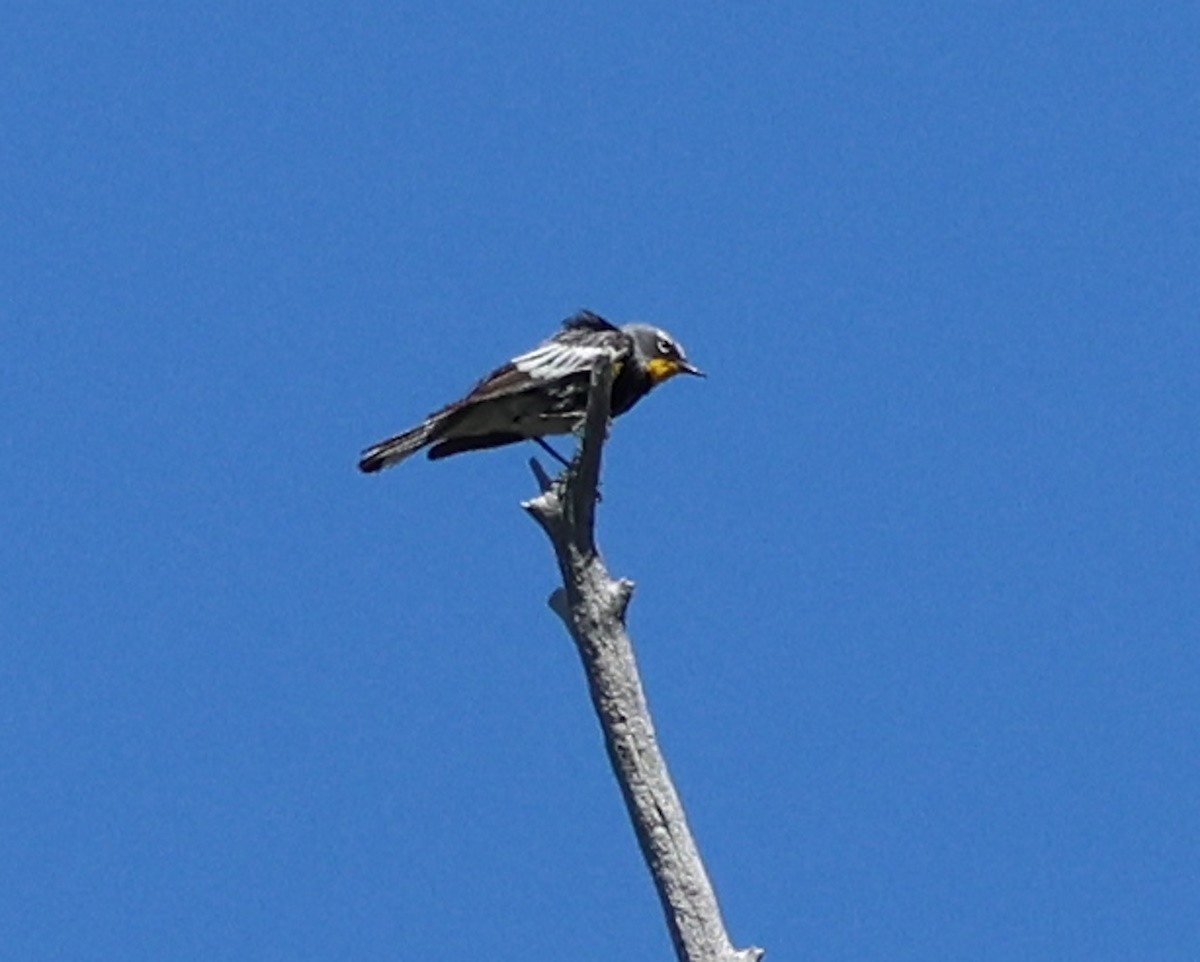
<box><xmin>358</xmin><ymin>418</ymin><xmax>443</xmax><ymax>473</ymax></box>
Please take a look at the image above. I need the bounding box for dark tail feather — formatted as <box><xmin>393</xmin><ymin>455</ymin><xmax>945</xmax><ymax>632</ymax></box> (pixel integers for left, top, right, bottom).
<box><xmin>358</xmin><ymin>419</ymin><xmax>441</xmax><ymax>472</ymax></box>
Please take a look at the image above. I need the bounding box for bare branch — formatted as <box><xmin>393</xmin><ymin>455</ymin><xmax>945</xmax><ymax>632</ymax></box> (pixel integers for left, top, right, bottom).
<box><xmin>522</xmin><ymin>361</ymin><xmax>763</xmax><ymax>962</ymax></box>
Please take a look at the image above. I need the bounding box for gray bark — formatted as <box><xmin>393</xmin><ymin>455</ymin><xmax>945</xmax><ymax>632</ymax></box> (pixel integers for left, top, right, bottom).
<box><xmin>522</xmin><ymin>362</ymin><xmax>763</xmax><ymax>962</ymax></box>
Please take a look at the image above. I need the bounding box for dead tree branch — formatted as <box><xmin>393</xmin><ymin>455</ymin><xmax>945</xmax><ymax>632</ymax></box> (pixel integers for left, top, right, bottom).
<box><xmin>522</xmin><ymin>362</ymin><xmax>763</xmax><ymax>962</ymax></box>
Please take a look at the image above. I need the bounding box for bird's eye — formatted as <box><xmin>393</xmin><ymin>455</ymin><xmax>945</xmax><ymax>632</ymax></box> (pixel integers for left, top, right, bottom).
<box><xmin>656</xmin><ymin>336</ymin><xmax>674</xmax><ymax>356</ymax></box>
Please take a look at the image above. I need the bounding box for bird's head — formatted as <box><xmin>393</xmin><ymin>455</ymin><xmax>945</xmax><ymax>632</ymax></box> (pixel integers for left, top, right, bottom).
<box><xmin>624</xmin><ymin>324</ymin><xmax>705</xmax><ymax>385</ymax></box>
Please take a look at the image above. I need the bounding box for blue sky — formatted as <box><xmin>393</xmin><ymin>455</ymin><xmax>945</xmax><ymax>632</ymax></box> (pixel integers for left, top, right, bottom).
<box><xmin>3</xmin><ymin>3</ymin><xmax>1197</xmax><ymax>960</ymax></box>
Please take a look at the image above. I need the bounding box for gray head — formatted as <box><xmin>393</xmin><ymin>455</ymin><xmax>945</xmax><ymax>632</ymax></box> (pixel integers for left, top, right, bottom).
<box><xmin>622</xmin><ymin>323</ymin><xmax>705</xmax><ymax>384</ymax></box>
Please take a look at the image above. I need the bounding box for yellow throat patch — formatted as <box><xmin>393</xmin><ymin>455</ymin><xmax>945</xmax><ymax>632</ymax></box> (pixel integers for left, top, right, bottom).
<box><xmin>645</xmin><ymin>356</ymin><xmax>679</xmax><ymax>383</ymax></box>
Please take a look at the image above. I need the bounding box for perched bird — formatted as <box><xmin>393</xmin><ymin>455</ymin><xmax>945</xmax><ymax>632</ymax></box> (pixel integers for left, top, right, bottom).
<box><xmin>358</xmin><ymin>310</ymin><xmax>703</xmax><ymax>472</ymax></box>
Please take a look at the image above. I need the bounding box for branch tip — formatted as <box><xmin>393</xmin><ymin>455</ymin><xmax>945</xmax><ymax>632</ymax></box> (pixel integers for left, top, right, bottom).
<box><xmin>548</xmin><ymin>587</ymin><xmax>570</xmax><ymax>624</ymax></box>
<box><xmin>527</xmin><ymin>457</ymin><xmax>554</xmax><ymax>494</ymax></box>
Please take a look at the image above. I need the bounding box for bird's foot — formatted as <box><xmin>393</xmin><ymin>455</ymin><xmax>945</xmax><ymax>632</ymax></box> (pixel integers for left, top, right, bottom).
<box><xmin>530</xmin><ymin>437</ymin><xmax>603</xmax><ymax>502</ymax></box>
<box><xmin>533</xmin><ymin>437</ymin><xmax>571</xmax><ymax>469</ymax></box>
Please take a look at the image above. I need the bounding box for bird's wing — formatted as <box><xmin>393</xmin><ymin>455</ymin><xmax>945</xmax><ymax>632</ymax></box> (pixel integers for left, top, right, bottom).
<box><xmin>511</xmin><ymin>336</ymin><xmax>621</xmax><ymax>380</ymax></box>
<box><xmin>458</xmin><ymin>325</ymin><xmax>629</xmax><ymax>405</ymax></box>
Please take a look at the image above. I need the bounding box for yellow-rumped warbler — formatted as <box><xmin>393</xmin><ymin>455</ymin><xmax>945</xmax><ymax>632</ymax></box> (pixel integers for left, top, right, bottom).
<box><xmin>358</xmin><ymin>310</ymin><xmax>703</xmax><ymax>472</ymax></box>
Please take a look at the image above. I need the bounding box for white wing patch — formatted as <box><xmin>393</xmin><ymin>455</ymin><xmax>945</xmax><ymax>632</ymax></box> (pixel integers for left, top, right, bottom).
<box><xmin>512</xmin><ymin>340</ymin><xmax>618</xmax><ymax>380</ymax></box>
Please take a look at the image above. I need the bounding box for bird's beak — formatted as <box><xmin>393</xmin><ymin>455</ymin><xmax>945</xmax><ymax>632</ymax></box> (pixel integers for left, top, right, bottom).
<box><xmin>678</xmin><ymin>360</ymin><xmax>706</xmax><ymax>378</ymax></box>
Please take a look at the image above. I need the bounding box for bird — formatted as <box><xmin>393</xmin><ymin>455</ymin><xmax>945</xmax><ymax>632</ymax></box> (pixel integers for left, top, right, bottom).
<box><xmin>358</xmin><ymin>310</ymin><xmax>703</xmax><ymax>473</ymax></box>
